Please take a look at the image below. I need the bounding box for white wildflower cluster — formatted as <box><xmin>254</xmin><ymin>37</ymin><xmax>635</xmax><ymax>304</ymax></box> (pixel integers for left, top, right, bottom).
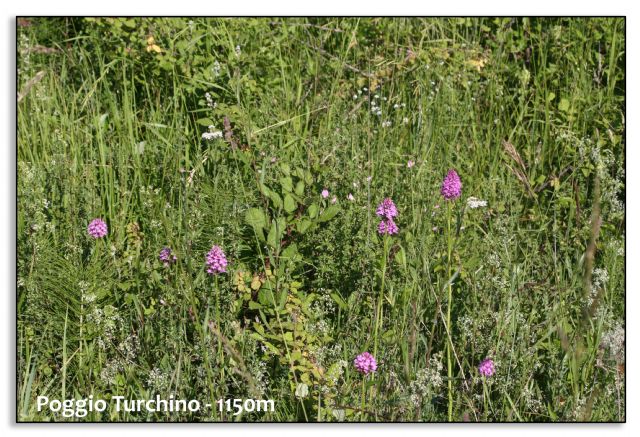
<box><xmin>86</xmin><ymin>305</ymin><xmax>124</xmax><ymax>350</ymax></box>
<box><xmin>307</xmin><ymin>318</ymin><xmax>330</xmax><ymax>338</ymax></box>
<box><xmin>466</xmin><ymin>196</ymin><xmax>488</xmax><ymax>209</ymax></box>
<box><xmin>147</xmin><ymin>367</ymin><xmax>171</xmax><ymax>393</ymax></box>
<box><xmin>370</xmin><ymin>98</ymin><xmax>382</xmax><ymax>116</ymax></box>
<box><xmin>202</xmin><ymin>125</ymin><xmax>223</xmax><ymax>141</ymax></box>
<box><xmin>246</xmin><ymin>353</ymin><xmax>268</xmax><ymax>398</ymax></box>
<box><xmin>100</xmin><ymin>360</ymin><xmax>120</xmax><ymax>385</ymax></box>
<box><xmin>139</xmin><ymin>185</ymin><xmax>161</xmax><ymax>209</ymax></box>
<box><xmin>311</xmin><ymin>292</ymin><xmax>335</xmax><ymax>318</ymax></box>
<box><xmin>212</xmin><ymin>61</ymin><xmax>221</xmax><ymax>77</ymax></box>
<box><xmin>601</xmin><ymin>323</ymin><xmax>625</xmax><ymax>364</ymax></box>
<box><xmin>205</xmin><ymin>92</ymin><xmax>217</xmax><ymax>108</ymax></box>
<box><xmin>408</xmin><ymin>352</ymin><xmax>444</xmax><ymax>407</ymax></box>
<box><xmin>100</xmin><ymin>335</ymin><xmax>139</xmax><ymax>386</ymax></box>
<box><xmin>119</xmin><ymin>334</ymin><xmax>140</xmax><ymax>363</ymax></box>
<box><xmin>586</xmin><ymin>267</ymin><xmax>609</xmax><ymax>307</ymax></box>
<box><xmin>319</xmin><ymin>359</ymin><xmax>348</xmax><ymax>398</ymax></box>
<box><xmin>314</xmin><ymin>343</ymin><xmax>342</xmax><ymax>369</ymax></box>
<box><xmin>521</xmin><ymin>385</ymin><xmax>543</xmax><ymax>413</ymax></box>
<box><xmin>18</xmin><ymin>33</ymin><xmax>32</xmax><ymax>76</ymax></box>
<box><xmin>78</xmin><ymin>281</ymin><xmax>94</xmax><ymax>304</ymax></box>
<box><xmin>592</xmin><ymin>267</ymin><xmax>609</xmax><ymax>291</ymax></box>
<box><xmin>607</xmin><ymin>237</ymin><xmax>624</xmax><ymax>258</ymax></box>
<box><xmin>561</xmin><ymin>129</ymin><xmax>625</xmax><ymax>217</ymax></box>
<box><xmin>64</xmin><ymin>241</ymin><xmax>83</xmax><ymax>260</ymax></box>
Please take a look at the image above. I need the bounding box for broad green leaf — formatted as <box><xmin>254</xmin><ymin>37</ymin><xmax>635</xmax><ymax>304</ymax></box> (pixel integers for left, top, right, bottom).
<box><xmin>280</xmin><ymin>176</ymin><xmax>293</xmax><ymax>192</ymax></box>
<box><xmin>245</xmin><ymin>208</ymin><xmax>266</xmax><ymax>230</ymax></box>
<box><xmin>558</xmin><ymin>98</ymin><xmax>570</xmax><ymax>112</ymax></box>
<box><xmin>297</xmin><ymin>219</ymin><xmax>312</xmax><ymax>234</ymax></box>
<box><xmin>196</xmin><ymin>118</ymin><xmax>214</xmax><ymax>126</ymax></box>
<box><xmin>268</xmin><ymin>190</ymin><xmax>283</xmax><ymax>210</ymax></box>
<box><xmin>330</xmin><ymin>292</ymin><xmax>347</xmax><ymax>311</ymax></box>
<box><xmin>248</xmin><ymin>301</ymin><xmax>263</xmax><ymax>310</ymax></box>
<box><xmin>284</xmin><ymin>193</ymin><xmax>296</xmax><ymax>213</ymax></box>
<box><xmin>308</xmin><ymin>203</ymin><xmax>319</xmax><ymax>219</ymax></box>
<box><xmin>318</xmin><ymin>204</ymin><xmax>340</xmax><ymax>222</ymax></box>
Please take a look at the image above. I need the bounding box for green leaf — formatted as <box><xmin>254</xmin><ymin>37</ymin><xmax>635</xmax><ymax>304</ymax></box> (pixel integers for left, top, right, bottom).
<box><xmin>297</xmin><ymin>219</ymin><xmax>312</xmax><ymax>234</ymax></box>
<box><xmin>245</xmin><ymin>208</ymin><xmax>267</xmax><ymax>242</ymax></box>
<box><xmin>330</xmin><ymin>292</ymin><xmax>347</xmax><ymax>311</ymax></box>
<box><xmin>258</xmin><ymin>288</ymin><xmax>272</xmax><ymax>306</ymax></box>
<box><xmin>394</xmin><ymin>245</ymin><xmax>407</xmax><ymax>270</ymax></box>
<box><xmin>197</xmin><ymin>118</ymin><xmax>214</xmax><ymax>126</ymax></box>
<box><xmin>308</xmin><ymin>203</ymin><xmax>319</xmax><ymax>219</ymax></box>
<box><xmin>248</xmin><ymin>301</ymin><xmax>263</xmax><ymax>310</ymax></box>
<box><xmin>318</xmin><ymin>205</ymin><xmax>340</xmax><ymax>222</ymax></box>
<box><xmin>268</xmin><ymin>190</ymin><xmax>283</xmax><ymax>210</ymax></box>
<box><xmin>245</xmin><ymin>208</ymin><xmax>267</xmax><ymax>230</ymax></box>
<box><xmin>294</xmin><ymin>180</ymin><xmax>305</xmax><ymax>196</ymax></box>
<box><xmin>281</xmin><ymin>243</ymin><xmax>299</xmax><ymax>261</ymax></box>
<box><xmin>558</xmin><ymin>98</ymin><xmax>570</xmax><ymax>112</ymax></box>
<box><xmin>278</xmin><ymin>289</ymin><xmax>288</xmax><ymax>310</ymax></box>
<box><xmin>267</xmin><ymin>217</ymin><xmax>286</xmax><ymax>249</ymax></box>
<box><xmin>284</xmin><ymin>194</ymin><xmax>296</xmax><ymax>213</ymax></box>
<box><xmin>280</xmin><ymin>176</ymin><xmax>293</xmax><ymax>192</ymax></box>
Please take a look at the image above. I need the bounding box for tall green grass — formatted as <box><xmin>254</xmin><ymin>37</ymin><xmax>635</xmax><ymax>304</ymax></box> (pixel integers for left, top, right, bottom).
<box><xmin>17</xmin><ymin>17</ymin><xmax>624</xmax><ymax>422</ymax></box>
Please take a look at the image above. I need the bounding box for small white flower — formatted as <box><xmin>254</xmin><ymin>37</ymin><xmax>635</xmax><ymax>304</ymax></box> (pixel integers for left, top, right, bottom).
<box><xmin>466</xmin><ymin>197</ymin><xmax>488</xmax><ymax>209</ymax></box>
<box><xmin>202</xmin><ymin>131</ymin><xmax>223</xmax><ymax>140</ymax></box>
<box><xmin>202</xmin><ymin>124</ymin><xmax>223</xmax><ymax>140</ymax></box>
<box><xmin>347</xmin><ymin>193</ymin><xmax>355</xmax><ymax>201</ymax></box>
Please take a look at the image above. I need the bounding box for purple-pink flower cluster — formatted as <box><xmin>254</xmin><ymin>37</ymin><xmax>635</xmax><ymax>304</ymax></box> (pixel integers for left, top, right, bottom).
<box><xmin>159</xmin><ymin>247</ymin><xmax>177</xmax><ymax>266</ymax></box>
<box><xmin>87</xmin><ymin>218</ymin><xmax>108</xmax><ymax>239</ymax></box>
<box><xmin>441</xmin><ymin>169</ymin><xmax>462</xmax><ymax>200</ymax></box>
<box><xmin>376</xmin><ymin>198</ymin><xmax>399</xmax><ymax>235</ymax></box>
<box><xmin>478</xmin><ymin>358</ymin><xmax>495</xmax><ymax>377</ymax></box>
<box><xmin>354</xmin><ymin>351</ymin><xmax>377</xmax><ymax>375</ymax></box>
<box><xmin>377</xmin><ymin>219</ymin><xmax>398</xmax><ymax>235</ymax></box>
<box><xmin>206</xmin><ymin>245</ymin><xmax>228</xmax><ymax>275</ymax></box>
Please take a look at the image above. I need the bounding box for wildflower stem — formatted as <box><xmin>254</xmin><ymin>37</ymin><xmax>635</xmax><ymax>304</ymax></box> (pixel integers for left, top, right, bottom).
<box><xmin>446</xmin><ymin>201</ymin><xmax>454</xmax><ymax>421</ymax></box>
<box><xmin>361</xmin><ymin>377</ymin><xmax>366</xmax><ymax>420</ymax></box>
<box><xmin>373</xmin><ymin>235</ymin><xmax>389</xmax><ymax>358</ymax></box>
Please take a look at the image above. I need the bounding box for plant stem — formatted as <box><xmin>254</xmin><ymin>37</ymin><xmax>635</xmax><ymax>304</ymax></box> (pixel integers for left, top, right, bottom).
<box><xmin>361</xmin><ymin>377</ymin><xmax>366</xmax><ymax>420</ymax></box>
<box><xmin>446</xmin><ymin>201</ymin><xmax>454</xmax><ymax>421</ymax></box>
<box><xmin>373</xmin><ymin>236</ymin><xmax>389</xmax><ymax>358</ymax></box>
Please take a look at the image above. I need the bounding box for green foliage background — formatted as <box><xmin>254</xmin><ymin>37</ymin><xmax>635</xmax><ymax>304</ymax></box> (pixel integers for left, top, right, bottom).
<box><xmin>17</xmin><ymin>17</ymin><xmax>624</xmax><ymax>422</ymax></box>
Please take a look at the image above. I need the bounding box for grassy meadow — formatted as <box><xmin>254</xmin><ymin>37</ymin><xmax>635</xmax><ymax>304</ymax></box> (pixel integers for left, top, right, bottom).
<box><xmin>17</xmin><ymin>17</ymin><xmax>625</xmax><ymax>422</ymax></box>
